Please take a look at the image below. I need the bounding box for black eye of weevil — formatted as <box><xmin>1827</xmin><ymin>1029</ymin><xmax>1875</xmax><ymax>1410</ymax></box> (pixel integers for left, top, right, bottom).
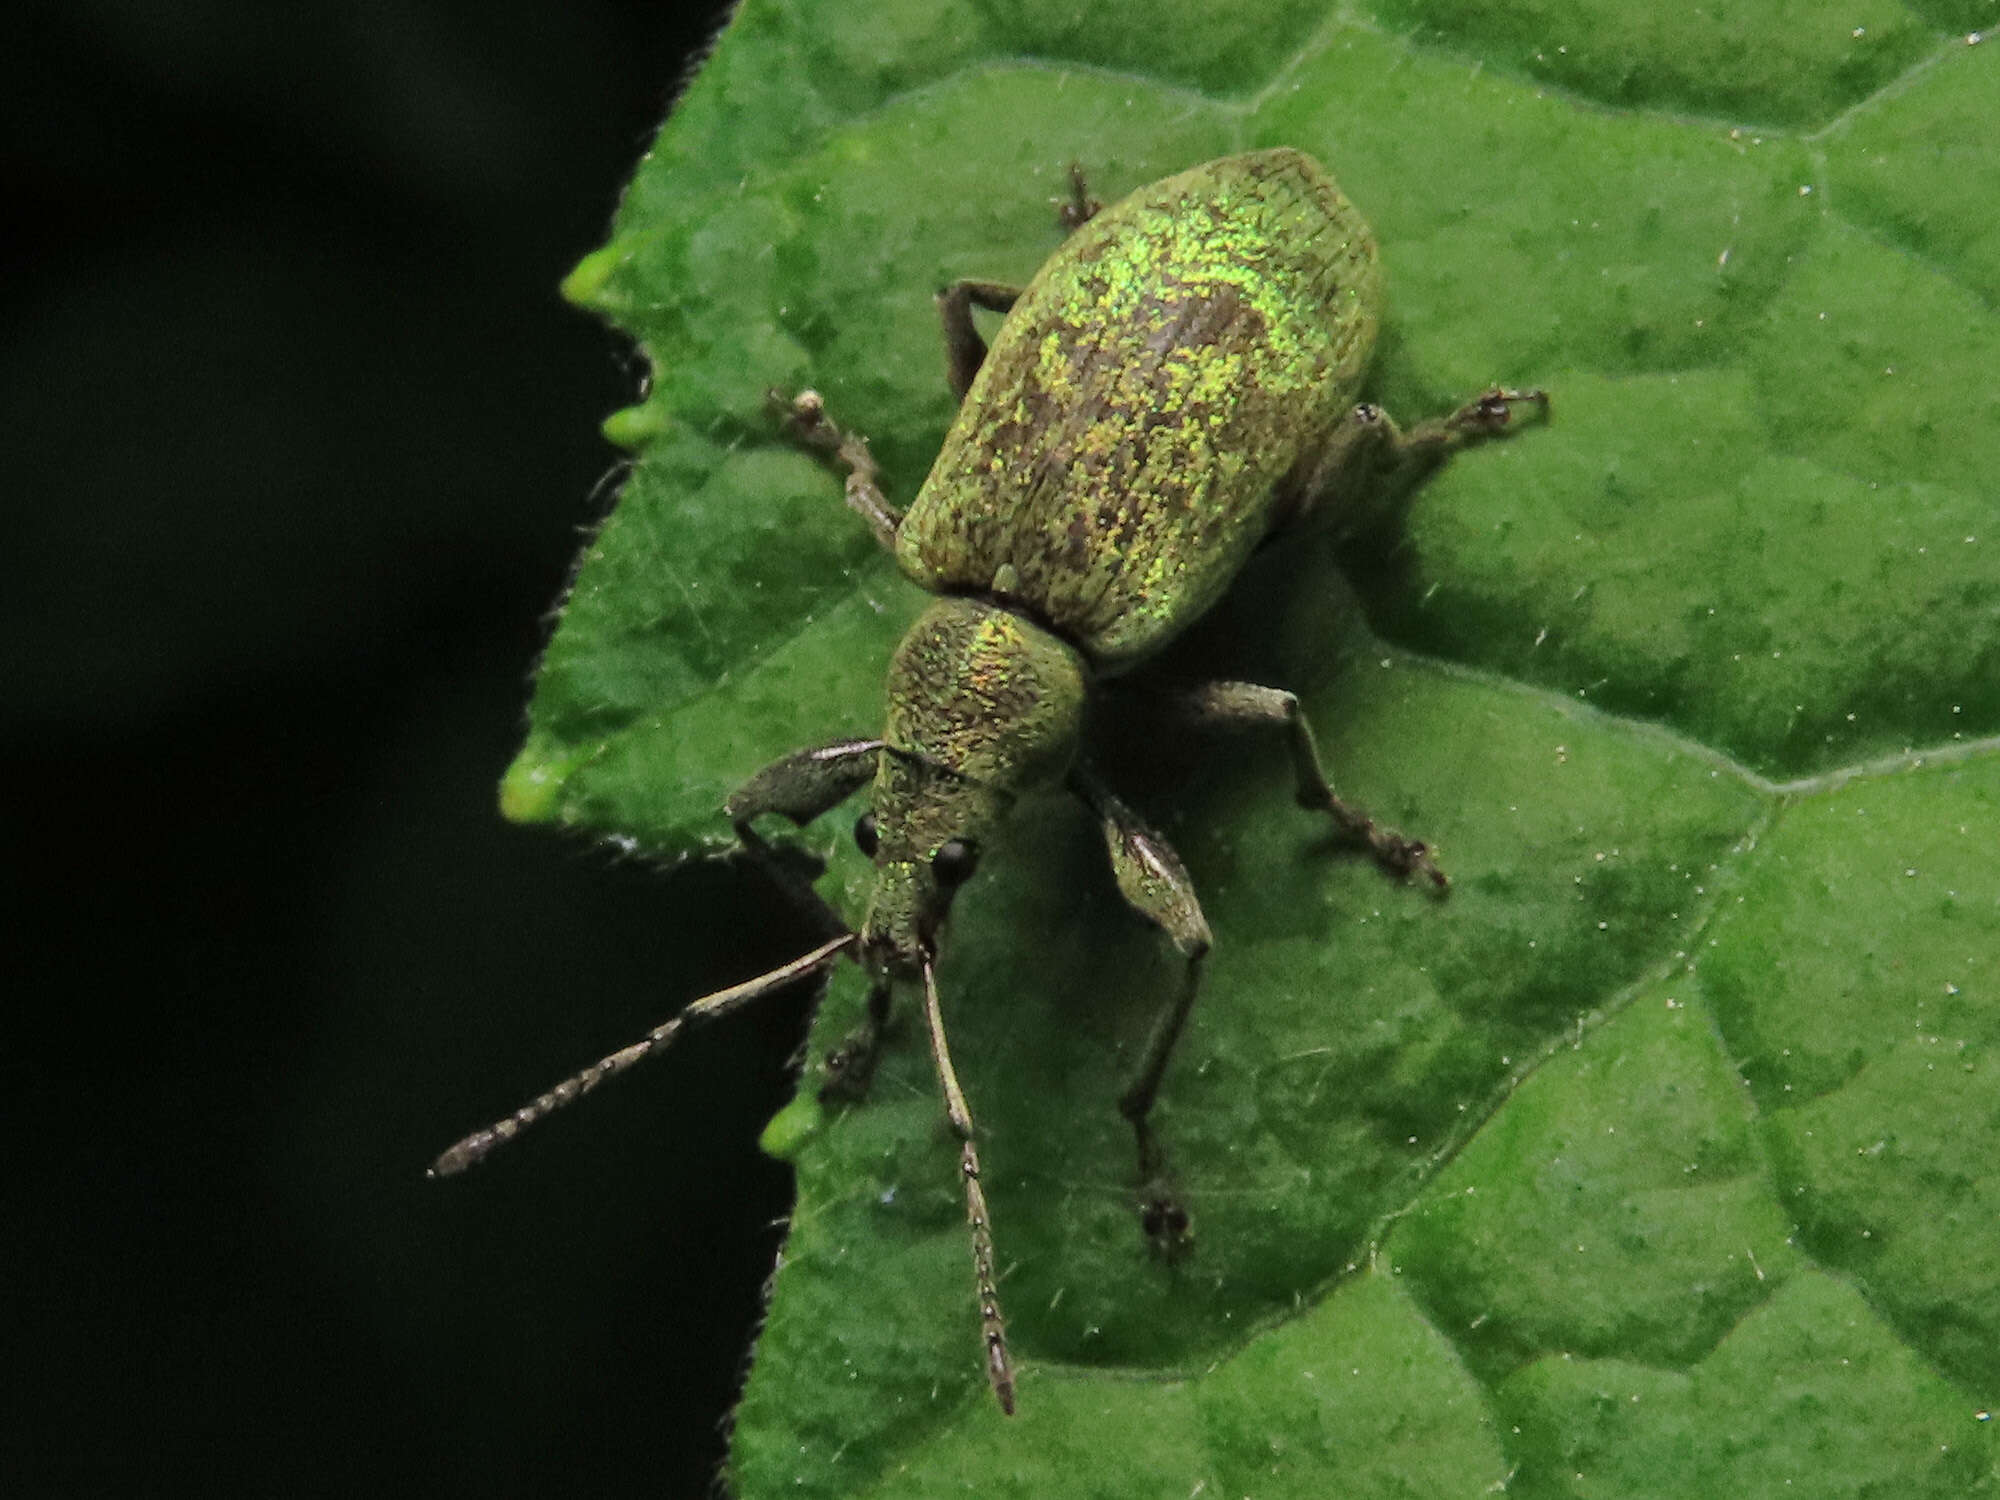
<box><xmin>931</xmin><ymin>838</ymin><xmax>979</xmax><ymax>887</ymax></box>
<box><xmin>853</xmin><ymin>811</ymin><xmax>879</xmax><ymax>857</ymax></box>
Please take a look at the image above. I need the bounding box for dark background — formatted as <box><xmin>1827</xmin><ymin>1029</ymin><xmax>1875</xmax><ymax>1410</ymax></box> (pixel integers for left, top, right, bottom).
<box><xmin>2</xmin><ymin>3</ymin><xmax>833</xmax><ymax>1494</ymax></box>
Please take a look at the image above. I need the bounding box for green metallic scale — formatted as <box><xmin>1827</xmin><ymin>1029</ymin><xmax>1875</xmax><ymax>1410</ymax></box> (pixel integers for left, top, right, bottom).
<box><xmin>433</xmin><ymin>148</ymin><xmax>1546</xmax><ymax>1417</ymax></box>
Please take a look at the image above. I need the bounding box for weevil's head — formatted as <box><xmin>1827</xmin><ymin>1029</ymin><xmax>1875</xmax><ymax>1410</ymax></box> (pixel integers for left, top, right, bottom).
<box><xmin>854</xmin><ymin>597</ymin><xmax>1088</xmax><ymax>980</ymax></box>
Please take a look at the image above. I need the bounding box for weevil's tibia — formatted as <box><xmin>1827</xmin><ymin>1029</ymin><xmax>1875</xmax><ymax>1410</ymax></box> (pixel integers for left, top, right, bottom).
<box><xmin>768</xmin><ymin>388</ymin><xmax>902</xmax><ymax>552</ymax></box>
<box><xmin>427</xmin><ymin>932</ymin><xmax>855</xmax><ymax>1178</ymax></box>
<box><xmin>936</xmin><ymin>281</ymin><xmax>1023</xmax><ymax>403</ymax></box>
<box><xmin>1171</xmin><ymin>682</ymin><xmax>1450</xmax><ymax>890</ymax></box>
<box><xmin>920</xmin><ymin>958</ymin><xmax>1016</xmax><ymax>1415</ymax></box>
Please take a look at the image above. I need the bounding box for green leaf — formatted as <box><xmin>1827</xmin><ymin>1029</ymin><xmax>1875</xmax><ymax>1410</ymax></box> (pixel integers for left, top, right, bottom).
<box><xmin>514</xmin><ymin>2</ymin><xmax>2000</xmax><ymax>1494</ymax></box>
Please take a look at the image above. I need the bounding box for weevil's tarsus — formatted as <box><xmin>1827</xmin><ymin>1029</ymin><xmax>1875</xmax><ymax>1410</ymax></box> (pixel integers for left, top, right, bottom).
<box><xmin>1138</xmin><ymin>1186</ymin><xmax>1194</xmax><ymax>1263</ymax></box>
<box><xmin>1055</xmin><ymin>162</ymin><xmax>1101</xmax><ymax>232</ymax></box>
<box><xmin>427</xmin><ymin>932</ymin><xmax>856</xmax><ymax>1178</ymax></box>
<box><xmin>937</xmin><ymin>280</ymin><xmax>1024</xmax><ymax>403</ymax></box>
<box><xmin>818</xmin><ymin>979</ymin><xmax>894</xmax><ymax>1103</ymax></box>
<box><xmin>769</xmin><ymin>387</ymin><xmax>902</xmax><ymax>552</ymax></box>
<box><xmin>1393</xmin><ymin>385</ymin><xmax>1551</xmax><ymax>474</ymax></box>
<box><xmin>921</xmin><ymin>957</ymin><xmax>1016</xmax><ymax>1416</ymax></box>
<box><xmin>1453</xmin><ymin>384</ymin><xmax>1551</xmax><ymax>432</ymax></box>
<box><xmin>1170</xmin><ymin>682</ymin><xmax>1451</xmax><ymax>891</ymax></box>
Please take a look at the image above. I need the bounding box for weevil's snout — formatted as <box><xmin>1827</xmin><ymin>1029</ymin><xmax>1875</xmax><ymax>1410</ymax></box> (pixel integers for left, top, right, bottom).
<box><xmin>852</xmin><ymin>743</ymin><xmax>999</xmax><ymax>982</ymax></box>
<box><xmin>859</xmin><ymin>861</ymin><xmax>934</xmax><ymax>981</ymax></box>
<box><xmin>859</xmin><ymin>845</ymin><xmax>980</xmax><ymax>981</ymax></box>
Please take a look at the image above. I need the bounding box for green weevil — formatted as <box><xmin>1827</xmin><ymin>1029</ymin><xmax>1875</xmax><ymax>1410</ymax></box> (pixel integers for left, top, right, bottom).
<box><xmin>433</xmin><ymin>148</ymin><xmax>1546</xmax><ymax>1416</ymax></box>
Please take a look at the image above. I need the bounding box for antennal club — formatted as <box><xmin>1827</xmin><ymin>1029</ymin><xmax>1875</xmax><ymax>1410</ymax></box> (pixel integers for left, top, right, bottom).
<box><xmin>429</xmin><ymin>932</ymin><xmax>855</xmax><ymax>1178</ymax></box>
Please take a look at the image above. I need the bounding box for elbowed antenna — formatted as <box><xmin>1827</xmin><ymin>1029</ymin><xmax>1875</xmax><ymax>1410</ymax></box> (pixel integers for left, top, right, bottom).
<box><xmin>428</xmin><ymin>932</ymin><xmax>856</xmax><ymax>1178</ymax></box>
<box><xmin>920</xmin><ymin>957</ymin><xmax>1017</xmax><ymax>1415</ymax></box>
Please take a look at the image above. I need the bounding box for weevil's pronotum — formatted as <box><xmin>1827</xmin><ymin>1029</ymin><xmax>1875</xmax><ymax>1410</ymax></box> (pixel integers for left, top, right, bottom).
<box><xmin>434</xmin><ymin>149</ymin><xmax>1546</xmax><ymax>1415</ymax></box>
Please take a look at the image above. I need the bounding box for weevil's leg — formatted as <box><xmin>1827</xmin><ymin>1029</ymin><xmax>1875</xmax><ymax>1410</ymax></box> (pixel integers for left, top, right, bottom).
<box><xmin>1291</xmin><ymin>387</ymin><xmax>1550</xmax><ymax>535</ymax></box>
<box><xmin>938</xmin><ymin>280</ymin><xmax>1024</xmax><ymax>403</ymax></box>
<box><xmin>725</xmin><ymin>738</ymin><xmax>883</xmax><ymax>838</ymax></box>
<box><xmin>1070</xmin><ymin>766</ymin><xmax>1210</xmax><ymax>1254</ymax></box>
<box><xmin>429</xmin><ymin>933</ymin><xmax>854</xmax><ymax>1177</ymax></box>
<box><xmin>819</xmin><ymin>978</ymin><xmax>894</xmax><ymax>1103</ymax></box>
<box><xmin>726</xmin><ymin>739</ymin><xmax>891</xmax><ymax>1088</ymax></box>
<box><xmin>936</xmin><ymin>165</ymin><xmax>1095</xmax><ymax>401</ymax></box>
<box><xmin>768</xmin><ymin>387</ymin><xmax>902</xmax><ymax>552</ymax></box>
<box><xmin>1388</xmin><ymin>385</ymin><xmax>1550</xmax><ymax>470</ymax></box>
<box><xmin>1055</xmin><ymin>161</ymin><xmax>1101</xmax><ymax>231</ymax></box>
<box><xmin>1171</xmin><ymin>682</ymin><xmax>1450</xmax><ymax>891</ymax></box>
<box><xmin>920</xmin><ymin>958</ymin><xmax>1018</xmax><ymax>1415</ymax></box>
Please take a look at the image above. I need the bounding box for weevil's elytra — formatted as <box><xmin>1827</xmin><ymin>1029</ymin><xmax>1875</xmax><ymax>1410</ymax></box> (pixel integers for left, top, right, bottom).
<box><xmin>905</xmin><ymin>152</ymin><xmax>1381</xmax><ymax>668</ymax></box>
<box><xmin>433</xmin><ymin>148</ymin><xmax>1548</xmax><ymax>1418</ymax></box>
